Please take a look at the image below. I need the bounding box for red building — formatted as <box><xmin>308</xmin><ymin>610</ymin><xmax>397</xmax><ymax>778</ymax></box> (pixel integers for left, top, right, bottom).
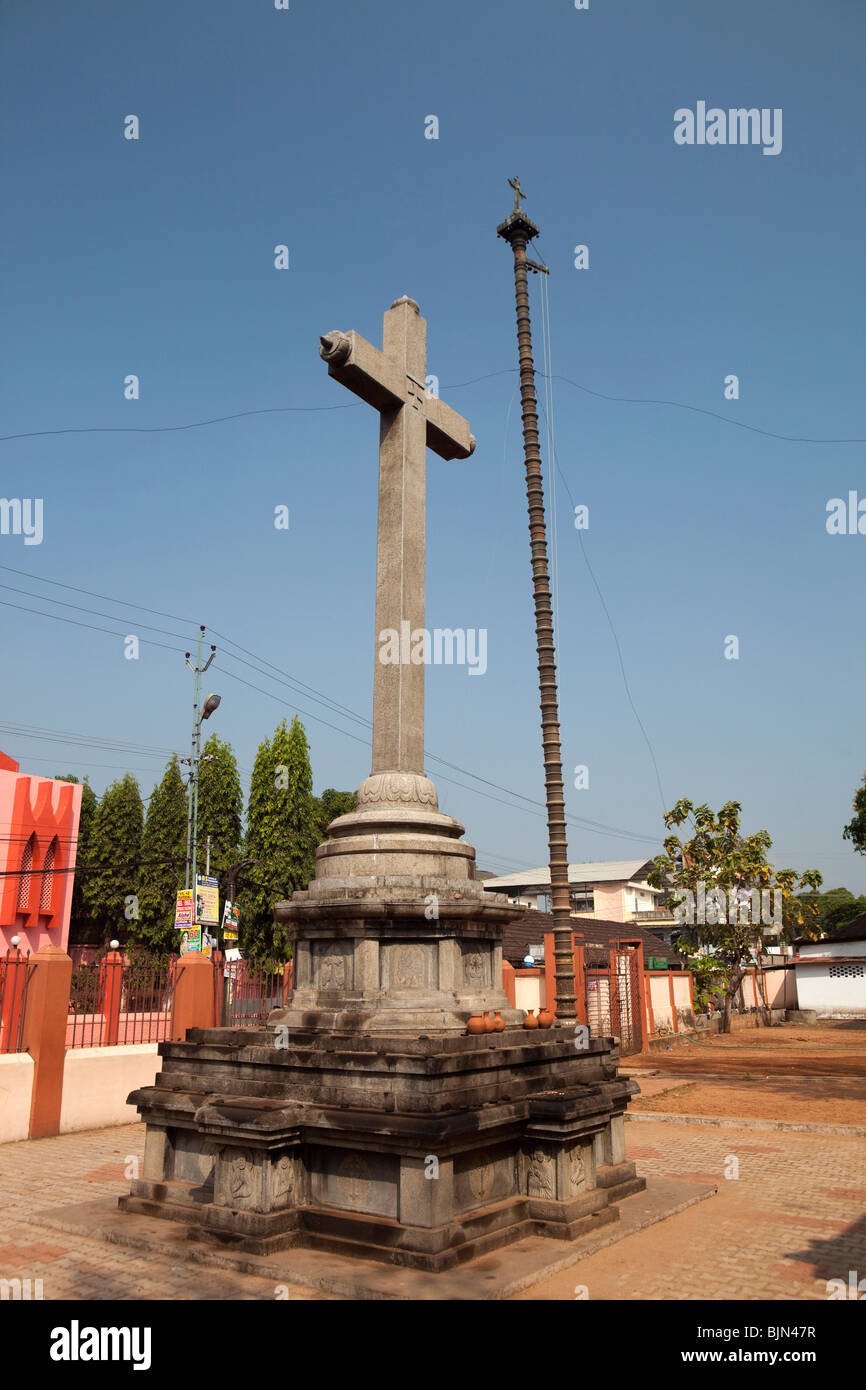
<box><xmin>0</xmin><ymin>751</ymin><xmax>82</xmax><ymax>954</ymax></box>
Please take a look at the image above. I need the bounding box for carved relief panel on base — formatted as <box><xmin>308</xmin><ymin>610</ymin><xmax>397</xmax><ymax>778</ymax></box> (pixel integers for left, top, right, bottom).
<box><xmin>380</xmin><ymin>941</ymin><xmax>437</xmax><ymax>989</ymax></box>
<box><xmin>460</xmin><ymin>940</ymin><xmax>491</xmax><ymax>989</ymax></box>
<box><xmin>314</xmin><ymin>940</ymin><xmax>354</xmax><ymax>991</ymax></box>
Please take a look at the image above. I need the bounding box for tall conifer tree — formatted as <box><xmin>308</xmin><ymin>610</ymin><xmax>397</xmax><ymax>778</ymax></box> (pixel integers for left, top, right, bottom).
<box><xmin>82</xmin><ymin>773</ymin><xmax>144</xmax><ymax>938</ymax></box>
<box><xmin>135</xmin><ymin>756</ymin><xmax>188</xmax><ymax>950</ymax></box>
<box><xmin>241</xmin><ymin>717</ymin><xmax>318</xmax><ymax>957</ymax></box>
<box><xmin>196</xmin><ymin>734</ymin><xmax>243</xmax><ymax>886</ymax></box>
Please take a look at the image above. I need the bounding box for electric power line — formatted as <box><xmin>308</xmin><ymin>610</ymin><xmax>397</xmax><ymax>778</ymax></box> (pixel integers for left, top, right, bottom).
<box><xmin>0</xmin><ymin>566</ymin><xmax>661</xmax><ymax>846</ymax></box>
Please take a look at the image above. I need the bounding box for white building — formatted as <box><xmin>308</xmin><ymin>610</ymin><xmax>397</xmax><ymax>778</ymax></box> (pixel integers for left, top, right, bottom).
<box><xmin>792</xmin><ymin>922</ymin><xmax>866</xmax><ymax>1016</ymax></box>
<box><xmin>481</xmin><ymin>859</ymin><xmax>664</xmax><ymax>922</ymax></box>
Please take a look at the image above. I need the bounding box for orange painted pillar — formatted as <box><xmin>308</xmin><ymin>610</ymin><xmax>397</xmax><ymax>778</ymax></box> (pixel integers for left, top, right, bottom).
<box><xmin>170</xmin><ymin>952</ymin><xmax>217</xmax><ymax>1041</ymax></box>
<box><xmin>631</xmin><ymin>939</ymin><xmax>646</xmax><ymax>1051</ymax></box>
<box><xmin>542</xmin><ymin>933</ymin><xmax>556</xmax><ymax>1017</ymax></box>
<box><xmin>644</xmin><ymin>972</ymin><xmax>655</xmax><ymax>1039</ymax></box>
<box><xmin>502</xmin><ymin>959</ymin><xmax>516</xmax><ymax>1007</ymax></box>
<box><xmin>573</xmin><ymin>939</ymin><xmax>587</xmax><ymax>1026</ymax></box>
<box><xmin>98</xmin><ymin>950</ymin><xmax>123</xmax><ymax>1047</ymax></box>
<box><xmin>21</xmin><ymin>944</ymin><xmax>72</xmax><ymax>1139</ymax></box>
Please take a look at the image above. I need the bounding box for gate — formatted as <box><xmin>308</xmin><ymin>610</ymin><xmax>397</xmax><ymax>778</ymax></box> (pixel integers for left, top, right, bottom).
<box><xmin>610</xmin><ymin>945</ymin><xmax>642</xmax><ymax>1055</ymax></box>
<box><xmin>584</xmin><ymin>945</ymin><xmax>643</xmax><ymax>1055</ymax></box>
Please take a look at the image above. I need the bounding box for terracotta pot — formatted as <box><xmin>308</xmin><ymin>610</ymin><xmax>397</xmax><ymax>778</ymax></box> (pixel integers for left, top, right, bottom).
<box><xmin>467</xmin><ymin>1015</ymin><xmax>485</xmax><ymax>1035</ymax></box>
<box><xmin>482</xmin><ymin>1010</ymin><xmax>496</xmax><ymax>1033</ymax></box>
<box><xmin>523</xmin><ymin>1009</ymin><xmax>539</xmax><ymax>1029</ymax></box>
<box><xmin>492</xmin><ymin>1010</ymin><xmax>505</xmax><ymax>1032</ymax></box>
<box><xmin>537</xmin><ymin>1006</ymin><xmax>554</xmax><ymax>1028</ymax></box>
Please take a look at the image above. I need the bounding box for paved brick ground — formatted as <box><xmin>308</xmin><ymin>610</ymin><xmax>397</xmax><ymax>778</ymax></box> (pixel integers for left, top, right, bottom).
<box><xmin>1</xmin><ymin>1119</ymin><xmax>863</xmax><ymax>1301</ymax></box>
<box><xmin>515</xmin><ymin>1121</ymin><xmax>866</xmax><ymax>1301</ymax></box>
<box><xmin>0</xmin><ymin>1124</ymin><xmax>332</xmax><ymax>1301</ymax></box>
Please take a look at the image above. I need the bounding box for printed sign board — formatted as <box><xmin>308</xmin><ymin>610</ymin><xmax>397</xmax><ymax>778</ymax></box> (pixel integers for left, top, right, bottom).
<box><xmin>174</xmin><ymin>892</ymin><xmax>195</xmax><ymax>927</ymax></box>
<box><xmin>195</xmin><ymin>874</ymin><xmax>220</xmax><ymax>927</ymax></box>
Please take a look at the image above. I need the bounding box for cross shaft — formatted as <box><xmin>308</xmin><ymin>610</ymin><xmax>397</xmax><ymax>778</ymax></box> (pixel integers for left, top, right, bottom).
<box><xmin>320</xmin><ymin>295</ymin><xmax>474</xmax><ymax>775</ymax></box>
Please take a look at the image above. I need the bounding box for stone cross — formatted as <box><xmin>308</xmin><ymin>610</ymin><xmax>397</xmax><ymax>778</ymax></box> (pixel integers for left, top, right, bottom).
<box><xmin>320</xmin><ymin>296</ymin><xmax>475</xmax><ymax>775</ymax></box>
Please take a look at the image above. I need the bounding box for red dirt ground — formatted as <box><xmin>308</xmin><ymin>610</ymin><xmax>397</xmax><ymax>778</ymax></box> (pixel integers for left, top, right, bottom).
<box><xmin>626</xmin><ymin>1020</ymin><xmax>866</xmax><ymax>1125</ymax></box>
<box><xmin>629</xmin><ymin>1019</ymin><xmax>866</xmax><ymax>1079</ymax></box>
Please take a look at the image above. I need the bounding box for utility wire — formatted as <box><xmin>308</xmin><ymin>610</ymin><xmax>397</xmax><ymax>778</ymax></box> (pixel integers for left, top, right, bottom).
<box><xmin>0</xmin><ymin>568</ymin><xmax>660</xmax><ymax>845</ymax></box>
<box><xmin>2</xmin><ymin>368</ymin><xmax>859</xmax><ymax>444</ymax></box>
<box><xmin>0</xmin><ymin>372</ymin><xmax>517</xmax><ymax>443</ymax></box>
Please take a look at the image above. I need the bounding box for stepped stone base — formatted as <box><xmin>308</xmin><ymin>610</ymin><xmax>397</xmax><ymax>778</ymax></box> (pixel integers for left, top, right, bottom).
<box><xmin>120</xmin><ymin>1025</ymin><xmax>645</xmax><ymax>1272</ymax></box>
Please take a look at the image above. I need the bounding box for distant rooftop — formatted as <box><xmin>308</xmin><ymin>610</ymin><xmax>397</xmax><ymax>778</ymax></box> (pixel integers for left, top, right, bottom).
<box><xmin>502</xmin><ymin>910</ymin><xmax>685</xmax><ymax>969</ymax></box>
<box><xmin>482</xmin><ymin>859</ymin><xmax>660</xmax><ymax>890</ymax></box>
<box><xmin>793</xmin><ymin>913</ymin><xmax>866</xmax><ymax>947</ymax></box>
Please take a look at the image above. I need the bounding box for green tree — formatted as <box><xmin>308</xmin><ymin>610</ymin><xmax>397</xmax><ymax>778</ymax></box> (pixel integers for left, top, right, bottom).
<box><xmin>843</xmin><ymin>772</ymin><xmax>866</xmax><ymax>855</ymax></box>
<box><xmin>648</xmin><ymin>800</ymin><xmax>822</xmax><ymax>1033</ymax></box>
<box><xmin>241</xmin><ymin>718</ymin><xmax>319</xmax><ymax>957</ymax></box>
<box><xmin>55</xmin><ymin>775</ymin><xmax>99</xmax><ymax>942</ymax></box>
<box><xmin>135</xmin><ymin>756</ymin><xmax>188</xmax><ymax>950</ymax></box>
<box><xmin>821</xmin><ymin>889</ymin><xmax>866</xmax><ymax>934</ymax></box>
<box><xmin>81</xmin><ymin>773</ymin><xmax>144</xmax><ymax>940</ymax></box>
<box><xmin>673</xmin><ymin>935</ymin><xmax>724</xmax><ymax>1015</ymax></box>
<box><xmin>195</xmin><ymin>734</ymin><xmax>243</xmax><ymax>885</ymax></box>
<box><xmin>791</xmin><ymin>886</ymin><xmax>866</xmax><ymax>937</ymax></box>
<box><xmin>315</xmin><ymin>787</ymin><xmax>356</xmax><ymax>839</ymax></box>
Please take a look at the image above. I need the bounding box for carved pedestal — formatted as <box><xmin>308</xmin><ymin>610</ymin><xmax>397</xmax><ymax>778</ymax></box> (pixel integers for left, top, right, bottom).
<box><xmin>271</xmin><ymin>770</ymin><xmax>524</xmax><ymax>1033</ymax></box>
<box><xmin>120</xmin><ymin>770</ymin><xmax>645</xmax><ymax>1269</ymax></box>
<box><xmin>120</xmin><ymin>1027</ymin><xmax>645</xmax><ymax>1271</ymax></box>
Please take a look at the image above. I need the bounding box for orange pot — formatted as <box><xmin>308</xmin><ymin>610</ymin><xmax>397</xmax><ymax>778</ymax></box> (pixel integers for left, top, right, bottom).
<box><xmin>467</xmin><ymin>1015</ymin><xmax>485</xmax><ymax>1035</ymax></box>
<box><xmin>537</xmin><ymin>1006</ymin><xmax>554</xmax><ymax>1028</ymax></box>
<box><xmin>492</xmin><ymin>1010</ymin><xmax>505</xmax><ymax>1032</ymax></box>
<box><xmin>482</xmin><ymin>1010</ymin><xmax>496</xmax><ymax>1033</ymax></box>
<box><xmin>523</xmin><ymin>1009</ymin><xmax>539</xmax><ymax>1029</ymax></box>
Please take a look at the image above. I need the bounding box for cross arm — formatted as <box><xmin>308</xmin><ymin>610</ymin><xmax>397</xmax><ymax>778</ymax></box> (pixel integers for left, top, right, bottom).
<box><xmin>425</xmin><ymin>396</ymin><xmax>476</xmax><ymax>461</ymax></box>
<box><xmin>319</xmin><ymin>331</ymin><xmax>404</xmax><ymax>412</ymax></box>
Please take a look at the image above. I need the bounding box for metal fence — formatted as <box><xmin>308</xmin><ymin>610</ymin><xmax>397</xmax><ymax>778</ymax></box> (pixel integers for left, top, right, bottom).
<box><xmin>0</xmin><ymin>948</ymin><xmax>31</xmax><ymax>1054</ymax></box>
<box><xmin>67</xmin><ymin>954</ymin><xmax>177</xmax><ymax>1048</ymax></box>
<box><xmin>215</xmin><ymin>956</ymin><xmax>287</xmax><ymax>1028</ymax></box>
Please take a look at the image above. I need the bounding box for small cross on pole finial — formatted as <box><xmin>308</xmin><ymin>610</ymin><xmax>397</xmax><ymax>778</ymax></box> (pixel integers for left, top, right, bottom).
<box><xmin>508</xmin><ymin>176</ymin><xmax>526</xmax><ymax>213</ymax></box>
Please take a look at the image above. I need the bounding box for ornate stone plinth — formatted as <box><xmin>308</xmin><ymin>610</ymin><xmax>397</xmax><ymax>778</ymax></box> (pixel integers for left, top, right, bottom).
<box><xmin>270</xmin><ymin>771</ymin><xmax>524</xmax><ymax>1034</ymax></box>
<box><xmin>120</xmin><ymin>1026</ymin><xmax>644</xmax><ymax>1271</ymax></box>
<box><xmin>118</xmin><ymin>284</ymin><xmax>647</xmax><ymax>1271</ymax></box>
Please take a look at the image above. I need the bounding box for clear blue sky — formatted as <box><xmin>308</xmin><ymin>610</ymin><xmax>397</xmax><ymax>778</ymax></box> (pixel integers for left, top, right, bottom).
<box><xmin>1</xmin><ymin>0</ymin><xmax>864</xmax><ymax>891</ymax></box>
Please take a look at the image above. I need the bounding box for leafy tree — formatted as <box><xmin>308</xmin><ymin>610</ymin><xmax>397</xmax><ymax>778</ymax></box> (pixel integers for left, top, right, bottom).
<box><xmin>56</xmin><ymin>775</ymin><xmax>99</xmax><ymax>942</ymax></box>
<box><xmin>648</xmin><ymin>800</ymin><xmax>822</xmax><ymax>1033</ymax></box>
<box><xmin>790</xmin><ymin>886</ymin><xmax>866</xmax><ymax>937</ymax></box>
<box><xmin>196</xmin><ymin>734</ymin><xmax>243</xmax><ymax>884</ymax></box>
<box><xmin>241</xmin><ymin>717</ymin><xmax>319</xmax><ymax>958</ymax></box>
<box><xmin>819</xmin><ymin>888</ymin><xmax>866</xmax><ymax>934</ymax></box>
<box><xmin>81</xmin><ymin>773</ymin><xmax>144</xmax><ymax>939</ymax></box>
<box><xmin>315</xmin><ymin>787</ymin><xmax>356</xmax><ymax>839</ymax></box>
<box><xmin>135</xmin><ymin>756</ymin><xmax>188</xmax><ymax>950</ymax></box>
<box><xmin>843</xmin><ymin>772</ymin><xmax>866</xmax><ymax>855</ymax></box>
<box><xmin>673</xmin><ymin>935</ymin><xmax>724</xmax><ymax>1015</ymax></box>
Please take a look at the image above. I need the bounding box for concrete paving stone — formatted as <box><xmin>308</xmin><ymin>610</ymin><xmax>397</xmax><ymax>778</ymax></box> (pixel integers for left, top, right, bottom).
<box><xmin>1</xmin><ymin>1117</ymin><xmax>863</xmax><ymax>1301</ymax></box>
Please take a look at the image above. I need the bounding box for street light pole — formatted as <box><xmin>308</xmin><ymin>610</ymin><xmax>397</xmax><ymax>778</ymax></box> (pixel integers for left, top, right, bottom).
<box><xmin>183</xmin><ymin>626</ymin><xmax>216</xmax><ymax>891</ymax></box>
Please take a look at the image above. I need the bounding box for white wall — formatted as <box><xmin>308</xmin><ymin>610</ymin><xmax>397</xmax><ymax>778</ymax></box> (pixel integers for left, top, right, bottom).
<box><xmin>672</xmin><ymin>973</ymin><xmax>693</xmax><ymax>1025</ymax></box>
<box><xmin>60</xmin><ymin>1044</ymin><xmax>162</xmax><ymax>1134</ymax></box>
<box><xmin>799</xmin><ymin>939</ymin><xmax>866</xmax><ymax>959</ymax></box>
<box><xmin>514</xmin><ymin>975</ymin><xmax>542</xmax><ymax>1013</ymax></box>
<box><xmin>649</xmin><ymin>975</ymin><xmax>674</xmax><ymax>1031</ymax></box>
<box><xmin>795</xmin><ymin>961</ymin><xmax>866</xmax><ymax>1013</ymax></box>
<box><xmin>0</xmin><ymin>1053</ymin><xmax>34</xmax><ymax>1144</ymax></box>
